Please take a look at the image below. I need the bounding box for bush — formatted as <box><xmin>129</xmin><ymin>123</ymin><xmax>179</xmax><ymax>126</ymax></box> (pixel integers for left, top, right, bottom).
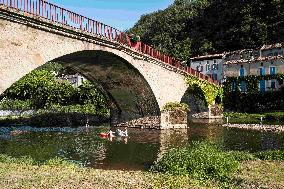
<box><xmin>150</xmin><ymin>141</ymin><xmax>239</xmax><ymax>182</ymax></box>
<box><xmin>223</xmin><ymin>112</ymin><xmax>264</xmax><ymax>119</ymax></box>
<box><xmin>224</xmin><ymin>112</ymin><xmax>284</xmax><ymax>123</ymax></box>
<box><xmin>162</xmin><ymin>102</ymin><xmax>189</xmax><ymax>112</ymax></box>
<box><xmin>265</xmin><ymin>112</ymin><xmax>284</xmax><ymax>122</ymax></box>
<box><xmin>0</xmin><ymin>99</ymin><xmax>34</xmax><ymax>111</ymax></box>
<box><xmin>254</xmin><ymin>150</ymin><xmax>284</xmax><ymax>161</ymax></box>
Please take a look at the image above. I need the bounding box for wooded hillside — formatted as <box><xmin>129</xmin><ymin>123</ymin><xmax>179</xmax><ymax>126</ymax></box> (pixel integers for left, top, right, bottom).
<box><xmin>129</xmin><ymin>0</ymin><xmax>284</xmax><ymax>62</ymax></box>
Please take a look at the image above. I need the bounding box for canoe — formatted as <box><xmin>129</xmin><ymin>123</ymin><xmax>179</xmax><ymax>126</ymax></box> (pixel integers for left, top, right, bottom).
<box><xmin>99</xmin><ymin>132</ymin><xmax>109</xmax><ymax>137</ymax></box>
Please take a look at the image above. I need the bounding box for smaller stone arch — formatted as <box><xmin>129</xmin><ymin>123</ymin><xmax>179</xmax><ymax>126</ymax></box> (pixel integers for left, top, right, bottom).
<box><xmin>53</xmin><ymin>50</ymin><xmax>161</xmax><ymax>126</ymax></box>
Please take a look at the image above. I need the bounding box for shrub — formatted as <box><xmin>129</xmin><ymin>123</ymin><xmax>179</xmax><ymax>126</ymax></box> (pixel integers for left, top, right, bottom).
<box><xmin>265</xmin><ymin>112</ymin><xmax>284</xmax><ymax>122</ymax></box>
<box><xmin>254</xmin><ymin>150</ymin><xmax>284</xmax><ymax>161</ymax></box>
<box><xmin>150</xmin><ymin>141</ymin><xmax>239</xmax><ymax>182</ymax></box>
<box><xmin>162</xmin><ymin>102</ymin><xmax>189</xmax><ymax>112</ymax></box>
<box><xmin>0</xmin><ymin>99</ymin><xmax>34</xmax><ymax>111</ymax></box>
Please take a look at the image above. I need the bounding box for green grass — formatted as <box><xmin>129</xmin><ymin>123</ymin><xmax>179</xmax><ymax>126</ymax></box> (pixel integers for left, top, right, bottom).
<box><xmin>0</xmin><ymin>147</ymin><xmax>284</xmax><ymax>189</ymax></box>
<box><xmin>0</xmin><ymin>154</ymin><xmax>218</xmax><ymax>189</ymax></box>
<box><xmin>224</xmin><ymin>112</ymin><xmax>284</xmax><ymax>124</ymax></box>
<box><xmin>235</xmin><ymin>161</ymin><xmax>284</xmax><ymax>189</ymax></box>
<box><xmin>151</xmin><ymin>141</ymin><xmax>240</xmax><ymax>183</ymax></box>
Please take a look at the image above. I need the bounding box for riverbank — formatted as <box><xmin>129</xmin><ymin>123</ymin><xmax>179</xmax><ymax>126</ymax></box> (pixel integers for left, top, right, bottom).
<box><xmin>223</xmin><ymin>123</ymin><xmax>284</xmax><ymax>132</ymax></box>
<box><xmin>223</xmin><ymin>112</ymin><xmax>284</xmax><ymax>123</ymax></box>
<box><xmin>0</xmin><ymin>112</ymin><xmax>109</xmax><ymax>127</ymax></box>
<box><xmin>0</xmin><ymin>158</ymin><xmax>283</xmax><ymax>188</ymax></box>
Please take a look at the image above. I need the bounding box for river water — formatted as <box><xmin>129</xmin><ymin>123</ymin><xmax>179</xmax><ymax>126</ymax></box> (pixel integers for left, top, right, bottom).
<box><xmin>0</xmin><ymin>122</ymin><xmax>284</xmax><ymax>170</ymax></box>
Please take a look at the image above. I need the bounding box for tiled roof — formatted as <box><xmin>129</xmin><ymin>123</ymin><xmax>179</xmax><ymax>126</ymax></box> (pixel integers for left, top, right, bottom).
<box><xmin>224</xmin><ymin>55</ymin><xmax>284</xmax><ymax>65</ymax></box>
<box><xmin>261</xmin><ymin>43</ymin><xmax>284</xmax><ymax>50</ymax></box>
<box><xmin>190</xmin><ymin>53</ymin><xmax>224</xmax><ymax>61</ymax></box>
<box><xmin>224</xmin><ymin>49</ymin><xmax>254</xmax><ymax>56</ymax></box>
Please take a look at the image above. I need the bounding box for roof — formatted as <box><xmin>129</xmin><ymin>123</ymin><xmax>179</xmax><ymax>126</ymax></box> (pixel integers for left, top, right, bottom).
<box><xmin>190</xmin><ymin>53</ymin><xmax>224</xmax><ymax>61</ymax></box>
<box><xmin>224</xmin><ymin>49</ymin><xmax>254</xmax><ymax>56</ymax></box>
<box><xmin>224</xmin><ymin>55</ymin><xmax>284</xmax><ymax>65</ymax></box>
<box><xmin>261</xmin><ymin>43</ymin><xmax>284</xmax><ymax>50</ymax></box>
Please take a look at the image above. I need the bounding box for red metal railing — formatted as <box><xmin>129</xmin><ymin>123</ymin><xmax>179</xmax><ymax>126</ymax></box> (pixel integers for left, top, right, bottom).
<box><xmin>0</xmin><ymin>0</ymin><xmax>219</xmax><ymax>85</ymax></box>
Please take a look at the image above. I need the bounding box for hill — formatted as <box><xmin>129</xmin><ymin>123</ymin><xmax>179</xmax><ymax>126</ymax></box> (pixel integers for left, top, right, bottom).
<box><xmin>129</xmin><ymin>0</ymin><xmax>284</xmax><ymax>62</ymax></box>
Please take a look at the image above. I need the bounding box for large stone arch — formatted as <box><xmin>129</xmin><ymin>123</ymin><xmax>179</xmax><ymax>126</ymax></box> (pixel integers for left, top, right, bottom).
<box><xmin>52</xmin><ymin>50</ymin><xmax>160</xmax><ymax>125</ymax></box>
<box><xmin>0</xmin><ymin>10</ymin><xmax>191</xmax><ymax>126</ymax></box>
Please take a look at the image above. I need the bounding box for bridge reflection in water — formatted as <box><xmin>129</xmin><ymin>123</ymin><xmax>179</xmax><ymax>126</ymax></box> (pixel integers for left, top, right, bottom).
<box><xmin>1</xmin><ymin>123</ymin><xmax>283</xmax><ymax>170</ymax></box>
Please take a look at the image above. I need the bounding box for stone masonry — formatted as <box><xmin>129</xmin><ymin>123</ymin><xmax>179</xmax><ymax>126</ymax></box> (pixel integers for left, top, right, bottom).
<box><xmin>0</xmin><ymin>5</ymin><xmax>218</xmax><ymax>128</ymax></box>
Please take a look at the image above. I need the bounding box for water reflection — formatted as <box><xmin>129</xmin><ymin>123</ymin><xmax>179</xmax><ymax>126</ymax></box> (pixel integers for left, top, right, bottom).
<box><xmin>0</xmin><ymin>123</ymin><xmax>283</xmax><ymax>170</ymax></box>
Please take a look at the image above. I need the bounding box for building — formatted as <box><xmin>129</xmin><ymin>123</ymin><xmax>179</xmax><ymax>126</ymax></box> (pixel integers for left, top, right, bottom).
<box><xmin>223</xmin><ymin>43</ymin><xmax>284</xmax><ymax>92</ymax></box>
<box><xmin>190</xmin><ymin>53</ymin><xmax>224</xmax><ymax>82</ymax></box>
<box><xmin>58</xmin><ymin>73</ymin><xmax>86</xmax><ymax>87</ymax></box>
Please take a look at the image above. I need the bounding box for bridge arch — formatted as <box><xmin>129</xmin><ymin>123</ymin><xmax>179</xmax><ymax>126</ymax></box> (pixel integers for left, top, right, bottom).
<box><xmin>0</xmin><ymin>2</ymin><xmax>220</xmax><ymax>126</ymax></box>
<box><xmin>52</xmin><ymin>50</ymin><xmax>161</xmax><ymax>125</ymax></box>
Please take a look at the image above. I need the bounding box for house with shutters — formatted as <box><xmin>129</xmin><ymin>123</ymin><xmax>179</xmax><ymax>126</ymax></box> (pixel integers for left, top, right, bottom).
<box><xmin>223</xmin><ymin>43</ymin><xmax>284</xmax><ymax>92</ymax></box>
<box><xmin>189</xmin><ymin>53</ymin><xmax>224</xmax><ymax>82</ymax></box>
<box><xmin>189</xmin><ymin>42</ymin><xmax>284</xmax><ymax>92</ymax></box>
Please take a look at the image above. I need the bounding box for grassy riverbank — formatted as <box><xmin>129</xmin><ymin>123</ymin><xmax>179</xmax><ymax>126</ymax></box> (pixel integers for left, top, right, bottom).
<box><xmin>0</xmin><ymin>105</ymin><xmax>110</xmax><ymax>127</ymax></box>
<box><xmin>0</xmin><ymin>156</ymin><xmax>283</xmax><ymax>189</ymax></box>
<box><xmin>1</xmin><ymin>141</ymin><xmax>284</xmax><ymax>188</ymax></box>
<box><xmin>223</xmin><ymin>112</ymin><xmax>284</xmax><ymax>124</ymax></box>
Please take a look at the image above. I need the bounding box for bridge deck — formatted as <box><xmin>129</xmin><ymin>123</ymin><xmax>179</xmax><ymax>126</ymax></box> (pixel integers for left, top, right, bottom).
<box><xmin>0</xmin><ymin>0</ymin><xmax>219</xmax><ymax>85</ymax></box>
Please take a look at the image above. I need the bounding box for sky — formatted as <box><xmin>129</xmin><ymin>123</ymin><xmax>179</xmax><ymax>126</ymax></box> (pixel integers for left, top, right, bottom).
<box><xmin>47</xmin><ymin>0</ymin><xmax>175</xmax><ymax>31</ymax></box>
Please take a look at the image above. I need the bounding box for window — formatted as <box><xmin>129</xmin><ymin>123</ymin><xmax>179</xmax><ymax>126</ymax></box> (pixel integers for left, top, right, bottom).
<box><xmin>270</xmin><ymin>66</ymin><xmax>276</xmax><ymax>90</ymax></box>
<box><xmin>240</xmin><ymin>81</ymin><xmax>247</xmax><ymax>92</ymax></box>
<box><xmin>206</xmin><ymin>63</ymin><xmax>210</xmax><ymax>71</ymax></box>
<box><xmin>270</xmin><ymin>66</ymin><xmax>276</xmax><ymax>75</ymax></box>
<box><xmin>259</xmin><ymin>67</ymin><xmax>265</xmax><ymax>76</ymax></box>
<box><xmin>271</xmin><ymin>81</ymin><xmax>276</xmax><ymax>89</ymax></box>
<box><xmin>239</xmin><ymin>67</ymin><xmax>245</xmax><ymax>77</ymax></box>
<box><xmin>259</xmin><ymin>67</ymin><xmax>266</xmax><ymax>92</ymax></box>
<box><xmin>196</xmin><ymin>65</ymin><xmax>203</xmax><ymax>72</ymax></box>
<box><xmin>232</xmin><ymin>81</ymin><xmax>237</xmax><ymax>91</ymax></box>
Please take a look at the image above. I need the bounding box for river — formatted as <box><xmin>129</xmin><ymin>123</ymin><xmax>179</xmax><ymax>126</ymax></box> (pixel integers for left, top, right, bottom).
<box><xmin>0</xmin><ymin>122</ymin><xmax>284</xmax><ymax>170</ymax></box>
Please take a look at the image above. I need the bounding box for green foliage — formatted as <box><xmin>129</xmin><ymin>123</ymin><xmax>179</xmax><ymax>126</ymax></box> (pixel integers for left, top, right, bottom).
<box><xmin>36</xmin><ymin>62</ymin><xmax>64</xmax><ymax>74</ymax></box>
<box><xmin>0</xmin><ymin>154</ymin><xmax>35</xmax><ymax>165</ymax></box>
<box><xmin>0</xmin><ymin>154</ymin><xmax>77</xmax><ymax>168</ymax></box>
<box><xmin>129</xmin><ymin>0</ymin><xmax>284</xmax><ymax>59</ymax></box>
<box><xmin>2</xmin><ymin>70</ymin><xmax>76</xmax><ymax>109</ymax></box>
<box><xmin>223</xmin><ymin>75</ymin><xmax>284</xmax><ymax>112</ymax></box>
<box><xmin>162</xmin><ymin>102</ymin><xmax>189</xmax><ymax>112</ymax></box>
<box><xmin>224</xmin><ymin>112</ymin><xmax>284</xmax><ymax>122</ymax></box>
<box><xmin>0</xmin><ymin>67</ymin><xmax>109</xmax><ymax>117</ymax></box>
<box><xmin>186</xmin><ymin>75</ymin><xmax>223</xmax><ymax>106</ymax></box>
<box><xmin>0</xmin><ymin>99</ymin><xmax>34</xmax><ymax>111</ymax></box>
<box><xmin>223</xmin><ymin>112</ymin><xmax>264</xmax><ymax>119</ymax></box>
<box><xmin>151</xmin><ymin>141</ymin><xmax>239</xmax><ymax>182</ymax></box>
<box><xmin>227</xmin><ymin>151</ymin><xmax>256</xmax><ymax>162</ymax></box>
<box><xmin>45</xmin><ymin>157</ymin><xmax>79</xmax><ymax>168</ymax></box>
<box><xmin>265</xmin><ymin>112</ymin><xmax>284</xmax><ymax>122</ymax></box>
<box><xmin>224</xmin><ymin>74</ymin><xmax>284</xmax><ymax>94</ymax></box>
<box><xmin>254</xmin><ymin>150</ymin><xmax>284</xmax><ymax>161</ymax></box>
<box><xmin>223</xmin><ymin>91</ymin><xmax>284</xmax><ymax>113</ymax></box>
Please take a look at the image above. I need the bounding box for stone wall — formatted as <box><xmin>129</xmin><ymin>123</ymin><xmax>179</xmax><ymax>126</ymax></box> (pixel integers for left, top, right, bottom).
<box><xmin>160</xmin><ymin>110</ymin><xmax>187</xmax><ymax>129</ymax></box>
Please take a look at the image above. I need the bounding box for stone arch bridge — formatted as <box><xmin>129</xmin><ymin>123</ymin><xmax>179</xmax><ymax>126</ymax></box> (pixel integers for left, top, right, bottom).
<box><xmin>0</xmin><ymin>0</ymin><xmax>219</xmax><ymax>127</ymax></box>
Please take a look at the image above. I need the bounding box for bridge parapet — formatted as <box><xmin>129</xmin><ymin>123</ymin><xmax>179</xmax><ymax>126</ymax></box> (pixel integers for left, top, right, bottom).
<box><xmin>0</xmin><ymin>0</ymin><xmax>219</xmax><ymax>85</ymax></box>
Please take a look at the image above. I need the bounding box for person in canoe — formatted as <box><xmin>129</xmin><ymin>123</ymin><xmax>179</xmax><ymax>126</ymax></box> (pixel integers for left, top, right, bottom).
<box><xmin>116</xmin><ymin>127</ymin><xmax>128</xmax><ymax>137</ymax></box>
<box><xmin>99</xmin><ymin>130</ymin><xmax>115</xmax><ymax>138</ymax></box>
